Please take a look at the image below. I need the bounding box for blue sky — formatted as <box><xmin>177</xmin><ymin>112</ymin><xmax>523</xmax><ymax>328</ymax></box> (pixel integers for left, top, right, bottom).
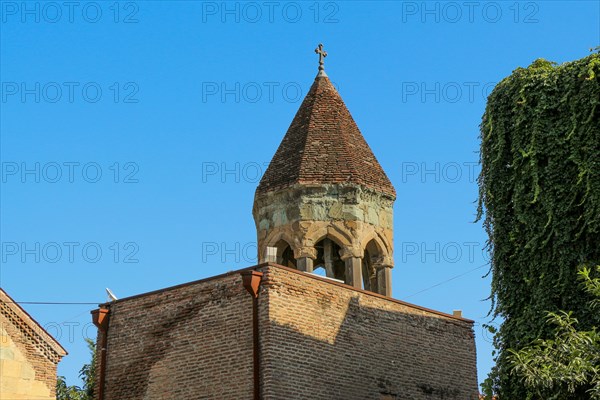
<box><xmin>1</xmin><ymin>0</ymin><xmax>599</xmax><ymax>389</ymax></box>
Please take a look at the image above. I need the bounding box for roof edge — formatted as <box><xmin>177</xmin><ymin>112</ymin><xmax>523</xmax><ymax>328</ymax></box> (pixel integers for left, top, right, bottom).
<box><xmin>264</xmin><ymin>264</ymin><xmax>474</xmax><ymax>324</ymax></box>
<box><xmin>99</xmin><ymin>263</ymin><xmax>472</xmax><ymax>324</ymax></box>
<box><xmin>98</xmin><ymin>263</ymin><xmax>273</xmax><ymax>307</ymax></box>
<box><xmin>255</xmin><ymin>182</ymin><xmax>397</xmax><ymax>202</ymax></box>
<box><xmin>0</xmin><ymin>288</ymin><xmax>68</xmax><ymax>357</ymax></box>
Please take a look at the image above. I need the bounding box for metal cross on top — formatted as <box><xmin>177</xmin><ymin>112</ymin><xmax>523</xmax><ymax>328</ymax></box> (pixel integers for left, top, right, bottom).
<box><xmin>314</xmin><ymin>43</ymin><xmax>327</xmax><ymax>74</ymax></box>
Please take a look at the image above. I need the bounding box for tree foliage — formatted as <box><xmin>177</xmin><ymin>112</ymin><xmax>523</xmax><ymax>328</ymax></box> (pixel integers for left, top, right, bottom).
<box><xmin>57</xmin><ymin>338</ymin><xmax>96</xmax><ymax>400</ymax></box>
<box><xmin>477</xmin><ymin>52</ymin><xmax>600</xmax><ymax>398</ymax></box>
<box><xmin>509</xmin><ymin>266</ymin><xmax>600</xmax><ymax>399</ymax></box>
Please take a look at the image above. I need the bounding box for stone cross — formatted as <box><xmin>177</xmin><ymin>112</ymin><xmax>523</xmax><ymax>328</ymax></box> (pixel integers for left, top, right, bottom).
<box><xmin>314</xmin><ymin>43</ymin><xmax>327</xmax><ymax>72</ymax></box>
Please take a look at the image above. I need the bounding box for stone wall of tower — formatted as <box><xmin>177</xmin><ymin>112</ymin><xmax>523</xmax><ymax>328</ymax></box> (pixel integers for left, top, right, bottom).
<box><xmin>253</xmin><ymin>183</ymin><xmax>394</xmax><ymax>267</ymax></box>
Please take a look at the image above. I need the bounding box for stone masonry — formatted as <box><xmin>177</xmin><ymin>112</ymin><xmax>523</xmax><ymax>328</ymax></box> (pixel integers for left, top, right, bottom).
<box><xmin>0</xmin><ymin>288</ymin><xmax>67</xmax><ymax>400</ymax></box>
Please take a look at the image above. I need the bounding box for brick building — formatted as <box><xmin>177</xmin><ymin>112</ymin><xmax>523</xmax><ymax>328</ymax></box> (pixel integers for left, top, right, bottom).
<box><xmin>0</xmin><ymin>288</ymin><xmax>67</xmax><ymax>400</ymax></box>
<box><xmin>93</xmin><ymin>46</ymin><xmax>479</xmax><ymax>399</ymax></box>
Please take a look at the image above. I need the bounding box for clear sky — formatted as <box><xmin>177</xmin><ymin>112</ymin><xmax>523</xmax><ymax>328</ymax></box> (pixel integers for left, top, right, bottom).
<box><xmin>1</xmin><ymin>0</ymin><xmax>599</xmax><ymax>389</ymax></box>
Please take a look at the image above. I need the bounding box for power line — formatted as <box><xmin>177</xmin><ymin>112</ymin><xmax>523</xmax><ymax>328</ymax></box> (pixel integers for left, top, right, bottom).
<box><xmin>6</xmin><ymin>264</ymin><xmax>491</xmax><ymax>305</ymax></box>
<box><xmin>404</xmin><ymin>263</ymin><xmax>489</xmax><ymax>300</ymax></box>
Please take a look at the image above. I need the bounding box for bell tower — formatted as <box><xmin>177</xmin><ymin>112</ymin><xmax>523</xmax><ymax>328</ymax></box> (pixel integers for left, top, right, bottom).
<box><xmin>252</xmin><ymin>44</ymin><xmax>396</xmax><ymax>296</ymax></box>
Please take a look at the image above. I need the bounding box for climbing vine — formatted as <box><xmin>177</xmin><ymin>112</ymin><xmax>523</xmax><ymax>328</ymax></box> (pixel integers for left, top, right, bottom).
<box><xmin>477</xmin><ymin>52</ymin><xmax>600</xmax><ymax>398</ymax></box>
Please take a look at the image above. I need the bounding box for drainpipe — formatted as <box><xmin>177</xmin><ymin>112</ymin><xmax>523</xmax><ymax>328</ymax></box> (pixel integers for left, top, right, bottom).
<box><xmin>91</xmin><ymin>308</ymin><xmax>110</xmax><ymax>400</ymax></box>
<box><xmin>241</xmin><ymin>270</ymin><xmax>263</xmax><ymax>400</ymax></box>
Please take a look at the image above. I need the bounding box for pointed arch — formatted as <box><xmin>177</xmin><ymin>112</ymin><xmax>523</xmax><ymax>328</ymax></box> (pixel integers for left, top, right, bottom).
<box><xmin>361</xmin><ymin>233</ymin><xmax>393</xmax><ymax>294</ymax></box>
<box><xmin>264</xmin><ymin>230</ymin><xmax>299</xmax><ymax>255</ymax></box>
<box><xmin>304</xmin><ymin>224</ymin><xmax>354</xmax><ymax>249</ymax></box>
<box><xmin>273</xmin><ymin>239</ymin><xmax>297</xmax><ymax>268</ymax></box>
<box><xmin>260</xmin><ymin>229</ymin><xmax>301</xmax><ymax>266</ymax></box>
<box><xmin>359</xmin><ymin>230</ymin><xmax>391</xmax><ymax>260</ymax></box>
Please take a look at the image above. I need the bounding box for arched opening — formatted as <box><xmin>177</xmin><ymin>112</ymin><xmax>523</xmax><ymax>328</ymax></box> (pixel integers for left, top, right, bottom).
<box><xmin>314</xmin><ymin>238</ymin><xmax>345</xmax><ymax>281</ymax></box>
<box><xmin>274</xmin><ymin>239</ymin><xmax>296</xmax><ymax>268</ymax></box>
<box><xmin>362</xmin><ymin>239</ymin><xmax>382</xmax><ymax>293</ymax></box>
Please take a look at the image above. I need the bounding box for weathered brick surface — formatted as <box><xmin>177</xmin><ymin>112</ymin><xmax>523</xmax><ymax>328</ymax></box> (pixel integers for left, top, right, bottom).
<box><xmin>259</xmin><ymin>266</ymin><xmax>479</xmax><ymax>400</ymax></box>
<box><xmin>98</xmin><ymin>265</ymin><xmax>477</xmax><ymax>399</ymax></box>
<box><xmin>256</xmin><ymin>76</ymin><xmax>396</xmax><ymax>198</ymax></box>
<box><xmin>99</xmin><ymin>273</ymin><xmax>254</xmax><ymax>400</ymax></box>
<box><xmin>0</xmin><ymin>289</ymin><xmax>66</xmax><ymax>400</ymax></box>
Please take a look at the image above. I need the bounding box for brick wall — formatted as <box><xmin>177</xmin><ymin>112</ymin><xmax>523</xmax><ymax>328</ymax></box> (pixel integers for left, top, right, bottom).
<box><xmin>98</xmin><ymin>265</ymin><xmax>478</xmax><ymax>399</ymax></box>
<box><xmin>259</xmin><ymin>266</ymin><xmax>479</xmax><ymax>400</ymax></box>
<box><xmin>99</xmin><ymin>272</ymin><xmax>254</xmax><ymax>400</ymax></box>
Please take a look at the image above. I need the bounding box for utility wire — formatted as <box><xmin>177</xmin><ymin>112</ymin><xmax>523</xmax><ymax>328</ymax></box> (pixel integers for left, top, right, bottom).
<box><xmin>404</xmin><ymin>263</ymin><xmax>489</xmax><ymax>300</ymax></box>
<box><xmin>6</xmin><ymin>264</ymin><xmax>491</xmax><ymax>305</ymax></box>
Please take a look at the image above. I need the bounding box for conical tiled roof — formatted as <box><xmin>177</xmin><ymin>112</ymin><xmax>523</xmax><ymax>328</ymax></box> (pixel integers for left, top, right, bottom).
<box><xmin>256</xmin><ymin>75</ymin><xmax>396</xmax><ymax>198</ymax></box>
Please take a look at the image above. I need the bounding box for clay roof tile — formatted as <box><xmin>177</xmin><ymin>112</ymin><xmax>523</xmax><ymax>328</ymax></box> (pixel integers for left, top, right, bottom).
<box><xmin>256</xmin><ymin>75</ymin><xmax>396</xmax><ymax>198</ymax></box>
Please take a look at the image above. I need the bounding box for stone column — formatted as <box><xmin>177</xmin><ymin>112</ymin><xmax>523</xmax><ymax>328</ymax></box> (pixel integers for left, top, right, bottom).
<box><xmin>295</xmin><ymin>246</ymin><xmax>317</xmax><ymax>273</ymax></box>
<box><xmin>344</xmin><ymin>257</ymin><xmax>363</xmax><ymax>289</ymax></box>
<box><xmin>376</xmin><ymin>265</ymin><xmax>393</xmax><ymax>297</ymax></box>
<box><xmin>264</xmin><ymin>246</ymin><xmax>277</xmax><ymax>263</ymax></box>
<box><xmin>297</xmin><ymin>257</ymin><xmax>314</xmax><ymax>273</ymax></box>
<box><xmin>323</xmin><ymin>239</ymin><xmax>334</xmax><ymax>278</ymax></box>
